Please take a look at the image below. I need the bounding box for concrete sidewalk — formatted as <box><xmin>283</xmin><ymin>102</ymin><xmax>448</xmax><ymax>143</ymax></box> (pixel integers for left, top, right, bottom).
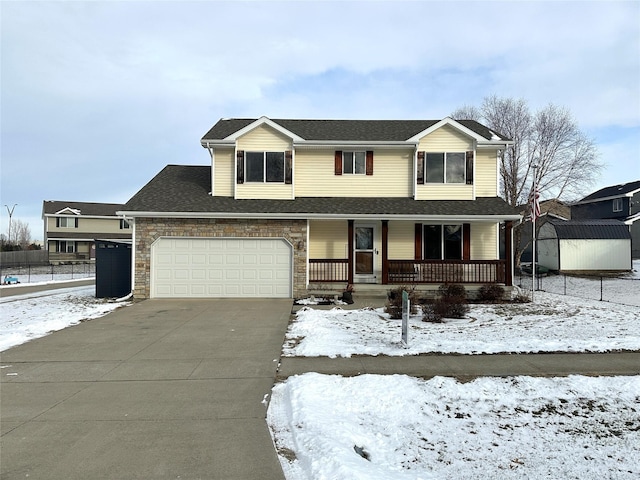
<box><xmin>278</xmin><ymin>351</ymin><xmax>640</xmax><ymax>380</ymax></box>
<box><xmin>1</xmin><ymin>298</ymin><xmax>291</xmax><ymax>480</ymax></box>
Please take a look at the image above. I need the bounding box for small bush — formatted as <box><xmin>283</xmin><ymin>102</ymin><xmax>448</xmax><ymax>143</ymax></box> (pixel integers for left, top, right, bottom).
<box><xmin>385</xmin><ymin>285</ymin><xmax>418</xmax><ymax>319</ymax></box>
<box><xmin>422</xmin><ymin>284</ymin><xmax>469</xmax><ymax>322</ymax></box>
<box><xmin>477</xmin><ymin>284</ymin><xmax>505</xmax><ymax>303</ymax></box>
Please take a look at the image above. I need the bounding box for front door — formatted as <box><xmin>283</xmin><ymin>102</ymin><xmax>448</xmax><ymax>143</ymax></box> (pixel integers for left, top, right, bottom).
<box><xmin>354</xmin><ymin>223</ymin><xmax>376</xmax><ymax>283</ymax></box>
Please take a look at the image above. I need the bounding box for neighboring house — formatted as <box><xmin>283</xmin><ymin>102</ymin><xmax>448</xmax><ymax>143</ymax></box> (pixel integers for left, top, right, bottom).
<box><xmin>519</xmin><ymin>199</ymin><xmax>571</xmax><ymax>263</ymax></box>
<box><xmin>571</xmin><ymin>180</ymin><xmax>640</xmax><ymax>258</ymax></box>
<box><xmin>42</xmin><ymin>201</ymin><xmax>132</xmax><ymax>264</ymax></box>
<box><xmin>119</xmin><ymin>116</ymin><xmax>522</xmax><ymax>299</ymax></box>
<box><xmin>537</xmin><ymin>219</ymin><xmax>632</xmax><ymax>273</ymax></box>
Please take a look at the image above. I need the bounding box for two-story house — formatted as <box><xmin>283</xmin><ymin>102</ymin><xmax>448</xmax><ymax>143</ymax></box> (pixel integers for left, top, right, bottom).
<box><xmin>119</xmin><ymin>117</ymin><xmax>521</xmax><ymax>299</ymax></box>
<box><xmin>42</xmin><ymin>201</ymin><xmax>132</xmax><ymax>263</ymax></box>
<box><xmin>571</xmin><ymin>180</ymin><xmax>640</xmax><ymax>258</ymax></box>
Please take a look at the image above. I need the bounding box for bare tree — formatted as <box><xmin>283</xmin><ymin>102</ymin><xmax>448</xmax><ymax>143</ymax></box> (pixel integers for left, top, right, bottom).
<box><xmin>452</xmin><ymin>95</ymin><xmax>602</xmax><ymax>265</ymax></box>
<box><xmin>13</xmin><ymin>219</ymin><xmax>32</xmax><ymax>249</ymax></box>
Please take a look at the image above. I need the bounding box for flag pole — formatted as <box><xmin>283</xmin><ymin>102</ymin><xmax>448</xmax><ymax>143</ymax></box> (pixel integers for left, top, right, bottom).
<box><xmin>531</xmin><ymin>165</ymin><xmax>538</xmax><ymax>302</ymax></box>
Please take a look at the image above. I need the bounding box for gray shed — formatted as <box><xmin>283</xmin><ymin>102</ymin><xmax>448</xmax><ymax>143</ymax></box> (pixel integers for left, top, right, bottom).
<box><xmin>537</xmin><ymin>219</ymin><xmax>631</xmax><ymax>272</ymax></box>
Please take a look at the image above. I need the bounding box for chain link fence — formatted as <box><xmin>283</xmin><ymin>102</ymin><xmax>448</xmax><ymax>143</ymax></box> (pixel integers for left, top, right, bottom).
<box><xmin>1</xmin><ymin>263</ymin><xmax>95</xmax><ymax>284</ymax></box>
<box><xmin>516</xmin><ymin>271</ymin><xmax>640</xmax><ymax>307</ymax></box>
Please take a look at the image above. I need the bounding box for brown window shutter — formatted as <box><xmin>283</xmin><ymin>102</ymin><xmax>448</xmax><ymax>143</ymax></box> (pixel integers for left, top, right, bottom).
<box><xmin>75</xmin><ymin>218</ymin><xmax>79</xmax><ymax>228</ymax></box>
<box><xmin>466</xmin><ymin>151</ymin><xmax>474</xmax><ymax>185</ymax></box>
<box><xmin>366</xmin><ymin>150</ymin><xmax>374</xmax><ymax>175</ymax></box>
<box><xmin>463</xmin><ymin>223</ymin><xmax>471</xmax><ymax>260</ymax></box>
<box><xmin>417</xmin><ymin>151</ymin><xmax>425</xmax><ymax>184</ymax></box>
<box><xmin>415</xmin><ymin>223</ymin><xmax>423</xmax><ymax>260</ymax></box>
<box><xmin>236</xmin><ymin>150</ymin><xmax>244</xmax><ymax>184</ymax></box>
<box><xmin>334</xmin><ymin>151</ymin><xmax>342</xmax><ymax>175</ymax></box>
<box><xmin>56</xmin><ymin>217</ymin><xmax>60</xmax><ymax>227</ymax></box>
<box><xmin>285</xmin><ymin>150</ymin><xmax>293</xmax><ymax>184</ymax></box>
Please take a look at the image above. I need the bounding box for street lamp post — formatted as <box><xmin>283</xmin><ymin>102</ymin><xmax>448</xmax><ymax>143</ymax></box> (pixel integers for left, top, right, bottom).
<box><xmin>5</xmin><ymin>204</ymin><xmax>17</xmax><ymax>245</ymax></box>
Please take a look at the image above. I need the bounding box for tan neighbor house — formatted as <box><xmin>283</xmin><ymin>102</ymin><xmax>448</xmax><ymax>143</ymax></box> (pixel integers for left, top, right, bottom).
<box><xmin>119</xmin><ymin>116</ymin><xmax>522</xmax><ymax>299</ymax></box>
<box><xmin>42</xmin><ymin>201</ymin><xmax>132</xmax><ymax>263</ymax></box>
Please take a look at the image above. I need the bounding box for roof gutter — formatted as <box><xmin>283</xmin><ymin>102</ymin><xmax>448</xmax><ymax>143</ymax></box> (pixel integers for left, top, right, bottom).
<box><xmin>117</xmin><ymin>210</ymin><xmax>522</xmax><ymax>222</ymax></box>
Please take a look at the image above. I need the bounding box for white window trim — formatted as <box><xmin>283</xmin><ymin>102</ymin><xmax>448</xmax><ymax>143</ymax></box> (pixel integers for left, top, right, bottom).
<box><xmin>613</xmin><ymin>198</ymin><xmax>623</xmax><ymax>212</ymax></box>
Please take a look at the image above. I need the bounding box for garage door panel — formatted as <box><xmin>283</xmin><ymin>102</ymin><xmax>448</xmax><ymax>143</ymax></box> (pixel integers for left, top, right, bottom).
<box><xmin>151</xmin><ymin>237</ymin><xmax>292</xmax><ymax>298</ymax></box>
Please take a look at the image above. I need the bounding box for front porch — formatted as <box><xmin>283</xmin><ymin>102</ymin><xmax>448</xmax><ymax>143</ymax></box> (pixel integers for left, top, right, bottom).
<box><xmin>308</xmin><ymin>219</ymin><xmax>514</xmax><ymax>288</ymax></box>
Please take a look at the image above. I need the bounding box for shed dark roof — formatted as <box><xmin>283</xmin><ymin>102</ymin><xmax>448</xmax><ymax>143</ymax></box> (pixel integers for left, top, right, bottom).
<box><xmin>576</xmin><ymin>180</ymin><xmax>640</xmax><ymax>203</ymax></box>
<box><xmin>201</xmin><ymin>118</ymin><xmax>508</xmax><ymax>143</ymax></box>
<box><xmin>547</xmin><ymin>219</ymin><xmax>631</xmax><ymax>240</ymax></box>
<box><xmin>121</xmin><ymin>165</ymin><xmax>520</xmax><ymax>218</ymax></box>
<box><xmin>43</xmin><ymin>201</ymin><xmax>125</xmax><ymax>216</ymax></box>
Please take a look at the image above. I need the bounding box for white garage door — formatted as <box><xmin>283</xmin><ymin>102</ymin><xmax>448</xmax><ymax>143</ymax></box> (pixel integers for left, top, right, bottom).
<box><xmin>151</xmin><ymin>237</ymin><xmax>292</xmax><ymax>298</ymax></box>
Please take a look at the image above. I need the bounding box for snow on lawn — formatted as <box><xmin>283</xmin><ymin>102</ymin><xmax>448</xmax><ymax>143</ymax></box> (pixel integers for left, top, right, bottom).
<box><xmin>284</xmin><ymin>291</ymin><xmax>640</xmax><ymax>357</ymax></box>
<box><xmin>268</xmin><ymin>373</ymin><xmax>640</xmax><ymax>480</ymax></box>
<box><xmin>0</xmin><ymin>286</ymin><xmax>129</xmax><ymax>351</ymax></box>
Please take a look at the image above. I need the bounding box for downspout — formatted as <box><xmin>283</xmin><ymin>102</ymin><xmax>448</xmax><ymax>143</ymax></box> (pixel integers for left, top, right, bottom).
<box><xmin>207</xmin><ymin>143</ymin><xmax>215</xmax><ymax>196</ymax></box>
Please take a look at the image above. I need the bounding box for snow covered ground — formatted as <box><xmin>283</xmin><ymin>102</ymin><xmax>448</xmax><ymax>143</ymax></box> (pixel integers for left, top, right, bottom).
<box><xmin>268</xmin><ymin>374</ymin><xmax>639</xmax><ymax>480</ymax></box>
<box><xmin>284</xmin><ymin>291</ymin><xmax>640</xmax><ymax>357</ymax></box>
<box><xmin>0</xmin><ymin>285</ymin><xmax>129</xmax><ymax>351</ymax></box>
<box><xmin>1</xmin><ymin>281</ymin><xmax>638</xmax><ymax>479</ymax></box>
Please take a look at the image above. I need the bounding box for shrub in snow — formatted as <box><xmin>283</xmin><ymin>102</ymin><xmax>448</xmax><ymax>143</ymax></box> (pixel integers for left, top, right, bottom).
<box><xmin>477</xmin><ymin>284</ymin><xmax>505</xmax><ymax>303</ymax></box>
<box><xmin>423</xmin><ymin>283</ymin><xmax>469</xmax><ymax>322</ymax></box>
<box><xmin>385</xmin><ymin>285</ymin><xmax>418</xmax><ymax>319</ymax></box>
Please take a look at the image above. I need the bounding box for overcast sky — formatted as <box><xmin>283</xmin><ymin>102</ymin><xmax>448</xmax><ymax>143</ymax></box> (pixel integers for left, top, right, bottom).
<box><xmin>1</xmin><ymin>0</ymin><xmax>639</xmax><ymax>241</ymax></box>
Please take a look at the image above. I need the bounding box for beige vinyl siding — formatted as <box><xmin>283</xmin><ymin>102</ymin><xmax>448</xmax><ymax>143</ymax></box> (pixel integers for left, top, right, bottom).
<box><xmin>470</xmin><ymin>223</ymin><xmax>498</xmax><ymax>260</ymax></box>
<box><xmin>418</xmin><ymin>124</ymin><xmax>474</xmax><ymax>151</ymax></box>
<box><xmin>237</xmin><ymin>124</ymin><xmax>292</xmax><ymax>151</ymax></box>
<box><xmin>416</xmin><ymin>184</ymin><xmax>473</xmax><ymax>200</ymax></box>
<box><xmin>295</xmin><ymin>148</ymin><xmax>413</xmax><ymax>197</ymax></box>
<box><xmin>388</xmin><ymin>221</ymin><xmax>415</xmax><ymax>259</ymax></box>
<box><xmin>48</xmin><ymin>217</ymin><xmax>124</xmax><ymax>234</ymax></box>
<box><xmin>236</xmin><ymin>183</ymin><xmax>294</xmax><ymax>199</ymax></box>
<box><xmin>213</xmin><ymin>148</ymin><xmax>234</xmax><ymax>197</ymax></box>
<box><xmin>475</xmin><ymin>150</ymin><xmax>498</xmax><ymax>197</ymax></box>
<box><xmin>309</xmin><ymin>220</ymin><xmax>348</xmax><ymax>258</ymax></box>
<box><xmin>415</xmin><ymin>125</ymin><xmax>475</xmax><ymax>200</ymax></box>
<box><xmin>235</xmin><ymin>125</ymin><xmax>293</xmax><ymax>199</ymax></box>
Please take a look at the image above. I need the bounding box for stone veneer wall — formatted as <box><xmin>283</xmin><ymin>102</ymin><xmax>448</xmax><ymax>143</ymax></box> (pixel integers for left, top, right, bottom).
<box><xmin>133</xmin><ymin>217</ymin><xmax>307</xmax><ymax>299</ymax></box>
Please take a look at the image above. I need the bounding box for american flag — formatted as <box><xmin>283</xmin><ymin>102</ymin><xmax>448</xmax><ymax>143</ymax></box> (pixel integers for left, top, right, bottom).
<box><xmin>529</xmin><ymin>186</ymin><xmax>541</xmax><ymax>221</ymax></box>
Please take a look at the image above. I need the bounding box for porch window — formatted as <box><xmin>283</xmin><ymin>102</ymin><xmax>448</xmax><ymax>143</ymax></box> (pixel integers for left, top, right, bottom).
<box><xmin>245</xmin><ymin>151</ymin><xmax>285</xmax><ymax>183</ymax></box>
<box><xmin>423</xmin><ymin>225</ymin><xmax>462</xmax><ymax>260</ymax></box>
<box><xmin>58</xmin><ymin>241</ymin><xmax>75</xmax><ymax>253</ymax></box>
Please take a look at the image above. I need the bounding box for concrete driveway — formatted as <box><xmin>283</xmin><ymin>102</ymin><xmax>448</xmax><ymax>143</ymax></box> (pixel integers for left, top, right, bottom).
<box><xmin>1</xmin><ymin>298</ymin><xmax>292</xmax><ymax>480</ymax></box>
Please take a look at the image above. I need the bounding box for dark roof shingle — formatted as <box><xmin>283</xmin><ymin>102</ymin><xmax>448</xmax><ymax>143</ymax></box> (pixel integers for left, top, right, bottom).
<box><xmin>576</xmin><ymin>180</ymin><xmax>640</xmax><ymax>203</ymax></box>
<box><xmin>201</xmin><ymin>118</ymin><xmax>509</xmax><ymax>143</ymax></box>
<box><xmin>546</xmin><ymin>219</ymin><xmax>631</xmax><ymax>240</ymax></box>
<box><xmin>122</xmin><ymin>165</ymin><xmax>520</xmax><ymax>218</ymax></box>
<box><xmin>43</xmin><ymin>201</ymin><xmax>125</xmax><ymax>216</ymax></box>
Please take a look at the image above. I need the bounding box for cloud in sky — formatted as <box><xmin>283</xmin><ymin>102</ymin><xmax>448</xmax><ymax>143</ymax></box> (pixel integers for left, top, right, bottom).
<box><xmin>1</xmin><ymin>0</ymin><xmax>639</xmax><ymax>239</ymax></box>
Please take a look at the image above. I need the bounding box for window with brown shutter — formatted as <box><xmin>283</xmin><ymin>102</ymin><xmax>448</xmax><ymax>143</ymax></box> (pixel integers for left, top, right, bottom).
<box><xmin>334</xmin><ymin>151</ymin><xmax>342</xmax><ymax>175</ymax></box>
<box><xmin>465</xmin><ymin>151</ymin><xmax>474</xmax><ymax>185</ymax></box>
<box><xmin>236</xmin><ymin>150</ymin><xmax>244</xmax><ymax>184</ymax></box>
<box><xmin>285</xmin><ymin>150</ymin><xmax>292</xmax><ymax>184</ymax></box>
<box><xmin>366</xmin><ymin>150</ymin><xmax>374</xmax><ymax>175</ymax></box>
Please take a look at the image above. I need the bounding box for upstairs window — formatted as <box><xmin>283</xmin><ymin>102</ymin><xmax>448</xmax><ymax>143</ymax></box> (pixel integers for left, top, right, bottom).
<box><xmin>120</xmin><ymin>219</ymin><xmax>130</xmax><ymax>229</ymax></box>
<box><xmin>245</xmin><ymin>151</ymin><xmax>285</xmax><ymax>183</ymax></box>
<box><xmin>334</xmin><ymin>150</ymin><xmax>374</xmax><ymax>175</ymax></box>
<box><xmin>236</xmin><ymin>150</ymin><xmax>292</xmax><ymax>184</ymax></box>
<box><xmin>613</xmin><ymin>198</ymin><xmax>623</xmax><ymax>212</ymax></box>
<box><xmin>418</xmin><ymin>151</ymin><xmax>473</xmax><ymax>185</ymax></box>
<box><xmin>57</xmin><ymin>217</ymin><xmax>78</xmax><ymax>228</ymax></box>
<box><xmin>343</xmin><ymin>151</ymin><xmax>366</xmax><ymax>174</ymax></box>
